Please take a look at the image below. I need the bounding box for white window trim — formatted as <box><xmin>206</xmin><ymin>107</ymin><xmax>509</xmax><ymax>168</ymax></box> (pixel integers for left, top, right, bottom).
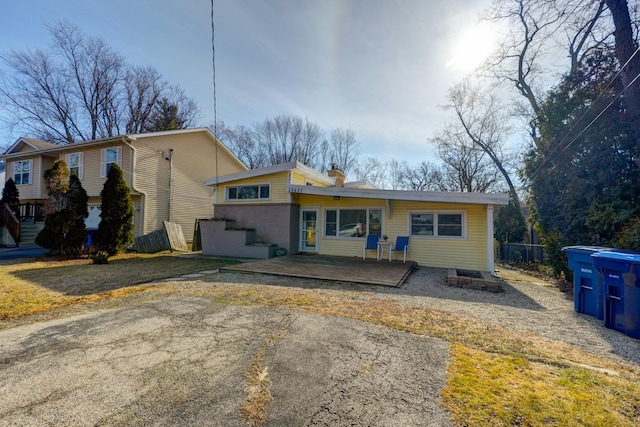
<box><xmin>225</xmin><ymin>183</ymin><xmax>272</xmax><ymax>201</ymax></box>
<box><xmin>12</xmin><ymin>159</ymin><xmax>32</xmax><ymax>185</ymax></box>
<box><xmin>100</xmin><ymin>146</ymin><xmax>122</xmax><ymax>178</ymax></box>
<box><xmin>408</xmin><ymin>210</ymin><xmax>467</xmax><ymax>240</ymax></box>
<box><xmin>65</xmin><ymin>152</ymin><xmax>84</xmax><ymax>180</ymax></box>
<box><xmin>323</xmin><ymin>206</ymin><xmax>384</xmax><ymax>239</ymax></box>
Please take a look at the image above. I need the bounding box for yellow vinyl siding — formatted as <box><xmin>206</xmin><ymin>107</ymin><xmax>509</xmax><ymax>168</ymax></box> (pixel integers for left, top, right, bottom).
<box><xmin>222</xmin><ymin>172</ymin><xmax>290</xmax><ymax>204</ymax></box>
<box><xmin>298</xmin><ymin>194</ymin><xmax>382</xmax><ymax>258</ymax></box>
<box><xmin>297</xmin><ymin>194</ymin><xmax>489</xmax><ymax>270</ymax></box>
<box><xmin>290</xmin><ymin>171</ymin><xmax>330</xmax><ymax>187</ymax></box>
<box><xmin>290</xmin><ymin>171</ymin><xmax>307</xmax><ymax>185</ymax></box>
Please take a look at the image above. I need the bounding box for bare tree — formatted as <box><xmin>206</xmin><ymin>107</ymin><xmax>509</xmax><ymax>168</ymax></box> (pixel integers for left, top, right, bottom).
<box><xmin>431</xmin><ymin>124</ymin><xmax>504</xmax><ymax>193</ymax></box>
<box><xmin>397</xmin><ymin>160</ymin><xmax>444</xmax><ymax>191</ymax></box>
<box><xmin>444</xmin><ymin>80</ymin><xmax>519</xmax><ymax>203</ymax></box>
<box><xmin>214</xmin><ymin>121</ymin><xmax>266</xmax><ymax>169</ymax></box>
<box><xmin>0</xmin><ymin>48</ymin><xmax>79</xmax><ymax>143</ymax></box>
<box><xmin>50</xmin><ymin>22</ymin><xmax>124</xmax><ymax>140</ymax></box>
<box><xmin>215</xmin><ymin>116</ymin><xmax>361</xmax><ymax>175</ymax></box>
<box><xmin>328</xmin><ymin>128</ymin><xmax>360</xmax><ymax>177</ymax></box>
<box><xmin>483</xmin><ymin>0</ymin><xmax>612</xmax><ymax>143</ymax></box>
<box><xmin>125</xmin><ymin>66</ymin><xmax>166</xmax><ymax>134</ymax></box>
<box><xmin>254</xmin><ymin>115</ymin><xmax>323</xmax><ymax>167</ymax></box>
<box><xmin>0</xmin><ymin>21</ymin><xmax>200</xmax><ymax>143</ymax></box>
<box><xmin>386</xmin><ymin>159</ymin><xmax>404</xmax><ymax>190</ymax></box>
<box><xmin>352</xmin><ymin>157</ymin><xmax>386</xmax><ymax>188</ymax></box>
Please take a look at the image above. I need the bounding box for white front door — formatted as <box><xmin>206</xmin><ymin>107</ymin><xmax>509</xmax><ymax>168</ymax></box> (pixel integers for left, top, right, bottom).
<box><xmin>300</xmin><ymin>208</ymin><xmax>319</xmax><ymax>252</ymax></box>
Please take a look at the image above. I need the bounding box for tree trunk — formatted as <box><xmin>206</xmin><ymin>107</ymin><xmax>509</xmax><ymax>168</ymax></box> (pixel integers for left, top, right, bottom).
<box><xmin>604</xmin><ymin>0</ymin><xmax>640</xmax><ymax>152</ymax></box>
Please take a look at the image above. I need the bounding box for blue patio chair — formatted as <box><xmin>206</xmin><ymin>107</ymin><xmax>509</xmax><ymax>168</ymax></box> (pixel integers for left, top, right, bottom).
<box><xmin>363</xmin><ymin>235</ymin><xmax>379</xmax><ymax>260</ymax></box>
<box><xmin>392</xmin><ymin>236</ymin><xmax>410</xmax><ymax>263</ymax></box>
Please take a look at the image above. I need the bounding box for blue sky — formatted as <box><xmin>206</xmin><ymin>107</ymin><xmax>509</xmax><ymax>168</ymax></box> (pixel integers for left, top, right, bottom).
<box><xmin>0</xmin><ymin>0</ymin><xmax>496</xmax><ymax>164</ymax></box>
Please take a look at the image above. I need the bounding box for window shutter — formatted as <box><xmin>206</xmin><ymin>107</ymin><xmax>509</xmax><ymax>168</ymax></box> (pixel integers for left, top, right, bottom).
<box><xmin>100</xmin><ymin>149</ymin><xmax>106</xmax><ymax>178</ymax></box>
<box><xmin>26</xmin><ymin>160</ymin><xmax>32</xmax><ymax>184</ymax></box>
<box><xmin>78</xmin><ymin>153</ymin><xmax>84</xmax><ymax>179</ymax></box>
<box><xmin>116</xmin><ymin>146</ymin><xmax>122</xmax><ymax>165</ymax></box>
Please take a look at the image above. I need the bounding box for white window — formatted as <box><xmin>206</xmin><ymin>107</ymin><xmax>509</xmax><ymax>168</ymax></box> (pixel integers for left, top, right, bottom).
<box><xmin>65</xmin><ymin>152</ymin><xmax>84</xmax><ymax>179</ymax></box>
<box><xmin>12</xmin><ymin>160</ymin><xmax>32</xmax><ymax>185</ymax></box>
<box><xmin>100</xmin><ymin>147</ymin><xmax>122</xmax><ymax>178</ymax></box>
<box><xmin>324</xmin><ymin>208</ymin><xmax>382</xmax><ymax>239</ymax></box>
<box><xmin>226</xmin><ymin>184</ymin><xmax>271</xmax><ymax>200</ymax></box>
<box><xmin>409</xmin><ymin>212</ymin><xmax>465</xmax><ymax>238</ymax></box>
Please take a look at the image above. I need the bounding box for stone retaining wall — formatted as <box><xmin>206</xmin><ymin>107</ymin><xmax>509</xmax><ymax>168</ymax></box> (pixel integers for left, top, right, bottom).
<box><xmin>447</xmin><ymin>269</ymin><xmax>503</xmax><ymax>293</ymax></box>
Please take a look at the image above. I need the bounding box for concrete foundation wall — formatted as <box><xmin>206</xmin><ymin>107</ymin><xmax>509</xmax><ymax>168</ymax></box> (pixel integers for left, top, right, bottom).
<box><xmin>200</xmin><ymin>219</ymin><xmax>277</xmax><ymax>258</ymax></box>
<box><xmin>1</xmin><ymin>227</ymin><xmax>17</xmax><ymax>246</ymax></box>
<box><xmin>213</xmin><ymin>203</ymin><xmax>300</xmax><ymax>255</ymax></box>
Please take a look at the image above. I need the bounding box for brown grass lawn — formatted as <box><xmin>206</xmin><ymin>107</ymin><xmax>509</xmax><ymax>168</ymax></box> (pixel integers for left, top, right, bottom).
<box><xmin>0</xmin><ymin>252</ymin><xmax>236</xmax><ymax>320</ymax></box>
<box><xmin>2</xmin><ymin>253</ymin><xmax>640</xmax><ymax>426</ymax></box>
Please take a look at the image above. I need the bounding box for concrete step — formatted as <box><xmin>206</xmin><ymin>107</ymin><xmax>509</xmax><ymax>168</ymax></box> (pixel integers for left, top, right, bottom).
<box><xmin>19</xmin><ymin>223</ymin><xmax>44</xmax><ymax>246</ymax></box>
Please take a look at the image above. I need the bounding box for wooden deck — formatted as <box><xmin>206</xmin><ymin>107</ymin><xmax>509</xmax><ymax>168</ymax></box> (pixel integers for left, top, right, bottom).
<box><xmin>221</xmin><ymin>254</ymin><xmax>416</xmax><ymax>287</ymax></box>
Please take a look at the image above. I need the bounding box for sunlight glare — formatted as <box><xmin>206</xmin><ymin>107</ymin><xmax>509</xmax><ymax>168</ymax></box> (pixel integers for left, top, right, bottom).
<box><xmin>445</xmin><ymin>22</ymin><xmax>497</xmax><ymax>73</ymax></box>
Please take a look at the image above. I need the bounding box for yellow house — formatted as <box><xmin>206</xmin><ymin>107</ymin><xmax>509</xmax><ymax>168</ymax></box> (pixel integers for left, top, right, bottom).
<box><xmin>1</xmin><ymin>128</ymin><xmax>246</xmax><ymax>245</ymax></box>
<box><xmin>204</xmin><ymin>161</ymin><xmax>510</xmax><ymax>272</ymax></box>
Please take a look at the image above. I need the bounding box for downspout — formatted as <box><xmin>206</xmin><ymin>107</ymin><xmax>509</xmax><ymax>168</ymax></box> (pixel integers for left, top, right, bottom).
<box><xmin>121</xmin><ymin>136</ymin><xmax>147</xmax><ymax>236</ymax></box>
<box><xmin>486</xmin><ymin>204</ymin><xmax>495</xmax><ymax>274</ymax></box>
<box><xmin>168</xmin><ymin>148</ymin><xmax>173</xmax><ymax>222</ymax></box>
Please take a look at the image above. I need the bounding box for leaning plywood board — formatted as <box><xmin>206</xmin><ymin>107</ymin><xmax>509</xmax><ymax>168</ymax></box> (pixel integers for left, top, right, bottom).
<box><xmin>134</xmin><ymin>221</ymin><xmax>189</xmax><ymax>253</ymax></box>
<box><xmin>163</xmin><ymin>220</ymin><xmax>189</xmax><ymax>252</ymax></box>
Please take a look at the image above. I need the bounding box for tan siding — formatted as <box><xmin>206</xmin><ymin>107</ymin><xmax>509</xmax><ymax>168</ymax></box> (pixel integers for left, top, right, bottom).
<box><xmin>10</xmin><ymin>156</ymin><xmax>52</xmax><ymax>200</ymax></box>
<box><xmin>16</xmin><ymin>145</ymin><xmax>37</xmax><ymax>153</ymax></box>
<box><xmin>54</xmin><ymin>143</ymin><xmax>133</xmax><ymax>198</ymax></box>
<box><xmin>297</xmin><ymin>195</ymin><xmax>489</xmax><ymax>270</ymax></box>
<box><xmin>133</xmin><ymin>132</ymin><xmax>245</xmax><ymax>239</ymax></box>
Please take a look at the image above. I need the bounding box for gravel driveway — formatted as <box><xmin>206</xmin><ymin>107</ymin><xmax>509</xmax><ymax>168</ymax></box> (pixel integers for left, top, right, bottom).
<box><xmin>1</xmin><ymin>264</ymin><xmax>639</xmax><ymax>426</ymax></box>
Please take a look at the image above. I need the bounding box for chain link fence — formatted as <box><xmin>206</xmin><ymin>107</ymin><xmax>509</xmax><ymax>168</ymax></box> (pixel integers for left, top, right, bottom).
<box><xmin>497</xmin><ymin>243</ymin><xmax>546</xmax><ymax>264</ymax></box>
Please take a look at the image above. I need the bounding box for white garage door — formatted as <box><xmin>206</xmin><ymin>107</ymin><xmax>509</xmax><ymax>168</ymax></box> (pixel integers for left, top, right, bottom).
<box><xmin>86</xmin><ymin>205</ymin><xmax>102</xmax><ymax>229</ymax></box>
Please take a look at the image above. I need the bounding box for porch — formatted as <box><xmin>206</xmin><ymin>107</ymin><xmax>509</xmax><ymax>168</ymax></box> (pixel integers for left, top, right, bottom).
<box><xmin>0</xmin><ymin>203</ymin><xmax>45</xmax><ymax>247</ymax></box>
<box><xmin>221</xmin><ymin>254</ymin><xmax>416</xmax><ymax>287</ymax></box>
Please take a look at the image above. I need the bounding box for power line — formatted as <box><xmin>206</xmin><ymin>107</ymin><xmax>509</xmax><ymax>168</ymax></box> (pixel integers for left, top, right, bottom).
<box><xmin>211</xmin><ymin>0</ymin><xmax>219</xmax><ymax>186</ymax></box>
<box><xmin>527</xmin><ymin>48</ymin><xmax>640</xmax><ymax>184</ymax></box>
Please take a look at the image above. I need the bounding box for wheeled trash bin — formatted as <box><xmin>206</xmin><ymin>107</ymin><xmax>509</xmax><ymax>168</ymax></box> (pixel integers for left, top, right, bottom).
<box><xmin>591</xmin><ymin>251</ymin><xmax>640</xmax><ymax>338</ymax></box>
<box><xmin>562</xmin><ymin>246</ymin><xmax>610</xmax><ymax>319</ymax></box>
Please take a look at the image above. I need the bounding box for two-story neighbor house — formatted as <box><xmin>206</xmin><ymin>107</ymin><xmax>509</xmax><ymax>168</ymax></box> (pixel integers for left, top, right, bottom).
<box><xmin>203</xmin><ymin>161</ymin><xmax>510</xmax><ymax>273</ymax></box>
<box><xmin>1</xmin><ymin>128</ymin><xmax>247</xmax><ymax>245</ymax></box>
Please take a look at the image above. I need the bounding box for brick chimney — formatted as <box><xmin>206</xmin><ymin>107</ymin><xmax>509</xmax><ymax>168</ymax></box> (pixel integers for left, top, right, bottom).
<box><xmin>327</xmin><ymin>163</ymin><xmax>345</xmax><ymax>187</ymax></box>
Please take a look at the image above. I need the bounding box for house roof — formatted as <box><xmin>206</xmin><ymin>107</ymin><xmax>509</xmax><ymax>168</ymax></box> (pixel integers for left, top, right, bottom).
<box><xmin>207</xmin><ymin>160</ymin><xmax>509</xmax><ymax>205</ymax></box>
<box><xmin>287</xmin><ymin>184</ymin><xmax>510</xmax><ymax>206</ymax></box>
<box><xmin>344</xmin><ymin>180</ymin><xmax>377</xmax><ymax>189</ymax></box>
<box><xmin>1</xmin><ymin>128</ymin><xmax>247</xmax><ymax>170</ymax></box>
<box><xmin>204</xmin><ymin>161</ymin><xmax>335</xmax><ymax>186</ymax></box>
<box><xmin>3</xmin><ymin>137</ymin><xmax>59</xmax><ymax>155</ymax></box>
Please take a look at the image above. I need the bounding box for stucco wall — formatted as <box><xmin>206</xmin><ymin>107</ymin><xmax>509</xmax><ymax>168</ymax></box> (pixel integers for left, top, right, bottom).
<box><xmin>213</xmin><ymin>203</ymin><xmax>299</xmax><ymax>255</ymax></box>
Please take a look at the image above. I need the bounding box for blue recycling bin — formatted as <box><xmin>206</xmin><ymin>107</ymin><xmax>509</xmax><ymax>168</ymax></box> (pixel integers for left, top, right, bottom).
<box><xmin>562</xmin><ymin>246</ymin><xmax>610</xmax><ymax>319</ymax></box>
<box><xmin>591</xmin><ymin>251</ymin><xmax>640</xmax><ymax>338</ymax></box>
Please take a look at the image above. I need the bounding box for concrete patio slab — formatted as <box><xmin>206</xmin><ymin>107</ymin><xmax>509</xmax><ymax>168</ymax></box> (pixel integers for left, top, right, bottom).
<box><xmin>221</xmin><ymin>254</ymin><xmax>416</xmax><ymax>287</ymax></box>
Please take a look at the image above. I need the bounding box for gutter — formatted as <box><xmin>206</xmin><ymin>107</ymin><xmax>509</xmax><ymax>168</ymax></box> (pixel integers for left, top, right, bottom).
<box><xmin>120</xmin><ymin>136</ymin><xmax>147</xmax><ymax>236</ymax></box>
